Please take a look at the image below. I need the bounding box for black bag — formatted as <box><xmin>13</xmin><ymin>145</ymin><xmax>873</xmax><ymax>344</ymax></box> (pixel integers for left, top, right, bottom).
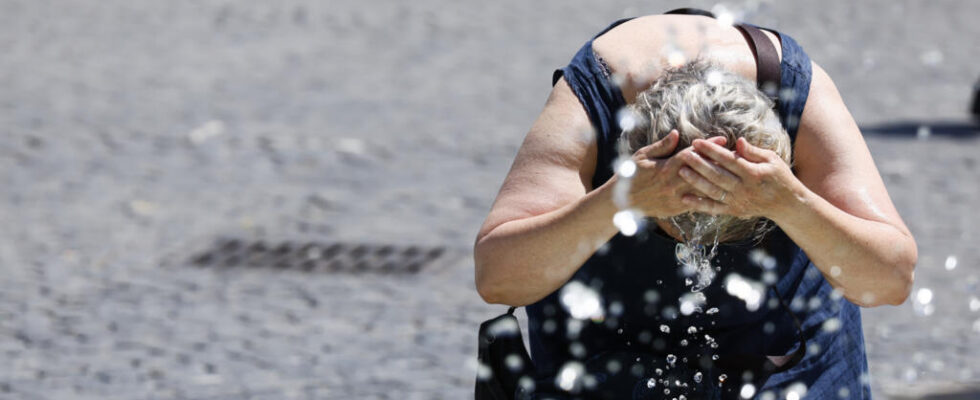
<box><xmin>475</xmin><ymin>307</ymin><xmax>536</xmax><ymax>400</ymax></box>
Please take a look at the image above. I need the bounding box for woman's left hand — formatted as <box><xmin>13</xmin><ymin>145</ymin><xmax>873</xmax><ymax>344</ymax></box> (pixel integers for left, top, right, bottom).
<box><xmin>676</xmin><ymin>137</ymin><xmax>803</xmax><ymax>220</ymax></box>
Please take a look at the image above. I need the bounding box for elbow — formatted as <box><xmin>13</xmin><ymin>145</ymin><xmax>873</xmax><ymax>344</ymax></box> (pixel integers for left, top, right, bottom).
<box><xmin>473</xmin><ymin>237</ymin><xmax>508</xmax><ymax>306</ymax></box>
<box><xmin>474</xmin><ymin>259</ymin><xmax>501</xmax><ymax>304</ymax></box>
<box><xmin>860</xmin><ymin>240</ymin><xmax>918</xmax><ymax>307</ymax></box>
<box><xmin>883</xmin><ymin>244</ymin><xmax>917</xmax><ymax>306</ymax></box>
<box><xmin>476</xmin><ymin>278</ymin><xmax>505</xmax><ymax>305</ymax></box>
<box><xmin>474</xmin><ymin>245</ymin><xmax>533</xmax><ymax>307</ymax></box>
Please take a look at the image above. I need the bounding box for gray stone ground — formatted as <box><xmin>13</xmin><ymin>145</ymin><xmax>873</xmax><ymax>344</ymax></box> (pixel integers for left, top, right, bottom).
<box><xmin>1</xmin><ymin>0</ymin><xmax>979</xmax><ymax>399</ymax></box>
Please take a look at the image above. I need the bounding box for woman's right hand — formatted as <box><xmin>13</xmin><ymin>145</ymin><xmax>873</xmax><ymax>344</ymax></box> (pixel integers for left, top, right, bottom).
<box><xmin>619</xmin><ymin>130</ymin><xmax>728</xmax><ymax>218</ymax></box>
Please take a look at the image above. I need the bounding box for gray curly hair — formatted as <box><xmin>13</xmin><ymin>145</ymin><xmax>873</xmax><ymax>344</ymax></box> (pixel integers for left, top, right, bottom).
<box><xmin>619</xmin><ymin>58</ymin><xmax>792</xmax><ymax>243</ymax></box>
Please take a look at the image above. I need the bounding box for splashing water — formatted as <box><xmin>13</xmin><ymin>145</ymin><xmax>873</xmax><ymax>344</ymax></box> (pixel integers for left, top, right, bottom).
<box><xmin>945</xmin><ymin>255</ymin><xmax>958</xmax><ymax>271</ymax></box>
<box><xmin>679</xmin><ymin>292</ymin><xmax>707</xmax><ymax>316</ymax></box>
<box><xmin>914</xmin><ymin>287</ymin><xmax>935</xmax><ymax>316</ymax></box>
<box><xmin>785</xmin><ymin>382</ymin><xmax>808</xmax><ymax>400</ymax></box>
<box><xmin>672</xmin><ymin>214</ymin><xmax>723</xmax><ymax>292</ymax></box>
<box><xmin>614</xmin><ymin>209</ymin><xmax>644</xmax><ymax>237</ymax></box>
<box><xmin>724</xmin><ymin>273</ymin><xmax>765</xmax><ymax>311</ymax></box>
<box><xmin>560</xmin><ymin>281</ymin><xmax>605</xmax><ymax>320</ymax></box>
<box><xmin>739</xmin><ymin>383</ymin><xmax>756</xmax><ymax>399</ymax></box>
<box><xmin>556</xmin><ymin>361</ymin><xmax>585</xmax><ymax>392</ymax></box>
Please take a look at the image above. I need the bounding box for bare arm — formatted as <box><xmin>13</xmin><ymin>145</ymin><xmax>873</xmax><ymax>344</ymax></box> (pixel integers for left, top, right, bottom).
<box><xmin>776</xmin><ymin>62</ymin><xmax>917</xmax><ymax>306</ymax></box>
<box><xmin>473</xmin><ymin>78</ymin><xmax>619</xmax><ymax>306</ymax></box>
<box><xmin>474</xmin><ymin>78</ymin><xmax>707</xmax><ymax>306</ymax></box>
<box><xmin>679</xmin><ymin>62</ymin><xmax>917</xmax><ymax>307</ymax></box>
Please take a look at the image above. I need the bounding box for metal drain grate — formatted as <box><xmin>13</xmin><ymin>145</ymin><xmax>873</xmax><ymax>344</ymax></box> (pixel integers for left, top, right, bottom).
<box><xmin>188</xmin><ymin>238</ymin><xmax>446</xmax><ymax>274</ymax></box>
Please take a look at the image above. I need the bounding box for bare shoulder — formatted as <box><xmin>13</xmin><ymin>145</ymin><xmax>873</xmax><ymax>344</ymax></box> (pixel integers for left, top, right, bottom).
<box><xmin>592</xmin><ymin>14</ymin><xmax>769</xmax><ymax>101</ymax></box>
<box><xmin>475</xmin><ymin>77</ymin><xmax>597</xmax><ymax>241</ymax></box>
<box><xmin>794</xmin><ymin>61</ymin><xmax>912</xmax><ymax>235</ymax></box>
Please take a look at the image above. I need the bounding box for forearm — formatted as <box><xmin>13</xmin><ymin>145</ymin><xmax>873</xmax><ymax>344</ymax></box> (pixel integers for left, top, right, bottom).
<box><xmin>474</xmin><ymin>177</ymin><xmax>623</xmax><ymax>306</ymax></box>
<box><xmin>770</xmin><ymin>183</ymin><xmax>917</xmax><ymax>307</ymax></box>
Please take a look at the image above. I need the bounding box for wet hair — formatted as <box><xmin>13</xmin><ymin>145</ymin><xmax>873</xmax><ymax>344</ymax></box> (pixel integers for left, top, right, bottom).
<box><xmin>619</xmin><ymin>58</ymin><xmax>792</xmax><ymax>243</ymax></box>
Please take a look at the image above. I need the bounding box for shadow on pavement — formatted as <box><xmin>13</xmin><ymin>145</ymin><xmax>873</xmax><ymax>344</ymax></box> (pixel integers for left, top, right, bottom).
<box><xmin>887</xmin><ymin>385</ymin><xmax>980</xmax><ymax>400</ymax></box>
<box><xmin>861</xmin><ymin>120</ymin><xmax>980</xmax><ymax>138</ymax></box>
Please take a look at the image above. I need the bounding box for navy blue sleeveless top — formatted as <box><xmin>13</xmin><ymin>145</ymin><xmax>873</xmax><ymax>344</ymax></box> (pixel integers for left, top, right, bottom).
<box><xmin>522</xmin><ymin>18</ymin><xmax>872</xmax><ymax>400</ymax></box>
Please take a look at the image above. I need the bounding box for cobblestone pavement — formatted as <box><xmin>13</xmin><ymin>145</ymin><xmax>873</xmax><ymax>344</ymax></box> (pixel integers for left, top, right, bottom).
<box><xmin>1</xmin><ymin>1</ymin><xmax>978</xmax><ymax>399</ymax></box>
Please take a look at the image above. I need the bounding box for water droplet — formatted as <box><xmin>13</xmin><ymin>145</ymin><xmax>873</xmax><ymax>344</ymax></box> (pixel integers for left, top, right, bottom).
<box><xmin>660</xmin><ymin>324</ymin><xmax>671</xmax><ymax>333</ymax></box>
<box><xmin>706</xmin><ymin>307</ymin><xmax>719</xmax><ymax>315</ymax></box>
<box><xmin>711</xmin><ymin>4</ymin><xmax>738</xmax><ymax>27</ymax></box>
<box><xmin>903</xmin><ymin>367</ymin><xmax>918</xmax><ymax>382</ymax></box>
<box><xmin>519</xmin><ymin>376</ymin><xmax>536</xmax><ymax>392</ymax></box>
<box><xmin>666</xmin><ymin>354</ymin><xmax>677</xmax><ymax>366</ymax></box>
<box><xmin>613</xmin><ymin>209</ymin><xmax>644</xmax><ymax>237</ymax></box>
<box><xmin>705</xmin><ymin>70</ymin><xmax>724</xmax><ymax>86</ymax></box>
<box><xmin>920</xmin><ymin>49</ymin><xmax>944</xmax><ymax>66</ymax></box>
<box><xmin>724</xmin><ymin>274</ymin><xmax>764</xmax><ymax>311</ymax></box>
<box><xmin>606</xmin><ymin>360</ymin><xmax>621</xmax><ymax>373</ymax></box>
<box><xmin>945</xmin><ymin>255</ymin><xmax>958</xmax><ymax>271</ymax></box>
<box><xmin>687</xmin><ymin>326</ymin><xmax>698</xmax><ymax>334</ymax></box>
<box><xmin>916</xmin><ymin>288</ymin><xmax>933</xmax><ymax>304</ymax></box>
<box><xmin>656</xmin><ymin>368</ymin><xmax>664</xmax><ymax>376</ymax></box>
<box><xmin>617</xmin><ymin>108</ymin><xmax>640</xmax><ymax>132</ymax></box>
<box><xmin>830</xmin><ymin>266</ymin><xmax>842</xmax><ymax>277</ymax></box>
<box><xmin>667</xmin><ymin>50</ymin><xmax>686</xmax><ymax>67</ymax></box>
<box><xmin>740</xmin><ymin>383</ymin><xmax>756</xmax><ymax>399</ymax></box>
<box><xmin>555</xmin><ymin>361</ymin><xmax>585</xmax><ymax>392</ymax></box>
<box><xmin>749</xmin><ymin>249</ymin><xmax>776</xmax><ymax>269</ymax></box>
<box><xmin>969</xmin><ymin>297</ymin><xmax>980</xmax><ymax>312</ymax></box>
<box><xmin>917</xmin><ymin>125</ymin><xmax>931</xmax><ymax>140</ymax></box>
<box><xmin>712</xmin><ymin>354</ymin><xmax>719</xmax><ymax>360</ymax></box>
<box><xmin>476</xmin><ymin>361</ymin><xmax>493</xmax><ymax>381</ymax></box>
<box><xmin>647</xmin><ymin>378</ymin><xmax>657</xmax><ymax>388</ymax></box>
<box><xmin>822</xmin><ymin>318</ymin><xmax>841</xmax><ymax>333</ymax></box>
<box><xmin>693</xmin><ymin>371</ymin><xmax>703</xmax><ymax>383</ymax></box>
<box><xmin>718</xmin><ymin>374</ymin><xmax>727</xmax><ymax>384</ymax></box>
<box><xmin>680</xmin><ymin>339</ymin><xmax>688</xmax><ymax>346</ymax></box>
<box><xmin>506</xmin><ymin>354</ymin><xmax>524</xmax><ymax>371</ymax></box>
<box><xmin>786</xmin><ymin>382</ymin><xmax>808</xmax><ymax>400</ymax></box>
<box><xmin>616</xmin><ymin>158</ymin><xmax>637</xmax><ymax>178</ymax></box>
<box><xmin>559</xmin><ymin>281</ymin><xmax>605</xmax><ymax>320</ymax></box>
<box><xmin>187</xmin><ymin>120</ymin><xmax>226</xmax><ymax>145</ymax></box>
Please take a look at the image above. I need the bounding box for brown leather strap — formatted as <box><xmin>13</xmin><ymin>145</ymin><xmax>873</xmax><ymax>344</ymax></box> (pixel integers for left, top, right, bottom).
<box><xmin>736</xmin><ymin>24</ymin><xmax>781</xmax><ymax>101</ymax></box>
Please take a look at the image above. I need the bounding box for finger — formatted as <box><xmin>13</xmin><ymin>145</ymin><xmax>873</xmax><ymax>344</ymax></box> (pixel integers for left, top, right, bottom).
<box><xmin>640</xmin><ymin>130</ymin><xmax>679</xmax><ymax>159</ymax></box>
<box><xmin>678</xmin><ymin>166</ymin><xmax>728</xmax><ymax>201</ymax></box>
<box><xmin>692</xmin><ymin>138</ymin><xmax>751</xmax><ymax>177</ymax></box>
<box><xmin>681</xmin><ymin>193</ymin><xmax>728</xmax><ymax>215</ymax></box>
<box><xmin>704</xmin><ymin>136</ymin><xmax>728</xmax><ymax>146</ymax></box>
<box><xmin>735</xmin><ymin>137</ymin><xmax>772</xmax><ymax>163</ymax></box>
<box><xmin>680</xmin><ymin>150</ymin><xmax>741</xmax><ymax>191</ymax></box>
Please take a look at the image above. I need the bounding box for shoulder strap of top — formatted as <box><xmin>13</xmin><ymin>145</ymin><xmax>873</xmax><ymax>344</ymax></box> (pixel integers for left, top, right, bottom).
<box><xmin>662</xmin><ymin>8</ymin><xmax>782</xmax><ymax>106</ymax></box>
<box><xmin>736</xmin><ymin>24</ymin><xmax>782</xmax><ymax>102</ymax></box>
<box><xmin>663</xmin><ymin>7</ymin><xmax>716</xmax><ymax>18</ymax></box>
